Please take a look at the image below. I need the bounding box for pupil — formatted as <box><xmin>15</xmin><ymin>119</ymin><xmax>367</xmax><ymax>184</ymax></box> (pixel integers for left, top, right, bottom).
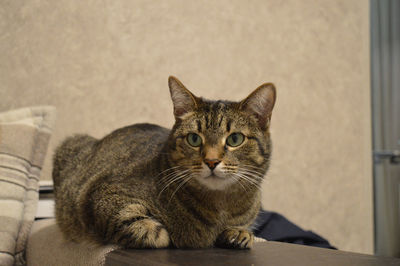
<box><xmin>192</xmin><ymin>135</ymin><xmax>198</xmax><ymax>142</ymax></box>
<box><xmin>232</xmin><ymin>134</ymin><xmax>237</xmax><ymax>143</ymax></box>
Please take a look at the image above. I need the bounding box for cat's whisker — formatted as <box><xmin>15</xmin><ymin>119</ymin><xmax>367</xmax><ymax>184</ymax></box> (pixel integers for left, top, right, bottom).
<box><xmin>158</xmin><ymin>178</ymin><xmax>183</xmax><ymax>198</ymax></box>
<box><xmin>237</xmin><ymin>175</ymin><xmax>263</xmax><ymax>189</ymax></box>
<box><xmin>223</xmin><ymin>165</ymin><xmax>265</xmax><ymax>178</ymax></box>
<box><xmin>158</xmin><ymin>171</ymin><xmax>191</xmax><ymax>189</ymax></box>
<box><xmin>158</xmin><ymin>175</ymin><xmax>181</xmax><ymax>193</ymax></box>
<box><xmin>234</xmin><ymin>172</ymin><xmax>262</xmax><ymax>190</ymax></box>
<box><xmin>157</xmin><ymin>163</ymin><xmax>202</xmax><ymax>179</ymax></box>
<box><xmin>224</xmin><ymin>166</ymin><xmax>264</xmax><ymax>183</ymax></box>
<box><xmin>233</xmin><ymin>173</ymin><xmax>256</xmax><ymax>191</ymax></box>
<box><xmin>240</xmin><ymin>165</ymin><xmax>265</xmax><ymax>174</ymax></box>
<box><xmin>238</xmin><ymin>169</ymin><xmax>264</xmax><ymax>180</ymax></box>
<box><xmin>157</xmin><ymin>172</ymin><xmax>181</xmax><ymax>185</ymax></box>
<box><xmin>229</xmin><ymin>174</ymin><xmax>248</xmax><ymax>192</ymax></box>
<box><xmin>240</xmin><ymin>168</ymin><xmax>265</xmax><ymax>177</ymax></box>
<box><xmin>160</xmin><ymin>167</ymin><xmax>200</xmax><ymax>186</ymax></box>
<box><xmin>238</xmin><ymin>173</ymin><xmax>263</xmax><ymax>183</ymax></box>
<box><xmin>156</xmin><ymin>165</ymin><xmax>186</xmax><ymax>177</ymax></box>
<box><xmin>158</xmin><ymin>175</ymin><xmax>182</xmax><ymax>190</ymax></box>
<box><xmin>157</xmin><ymin>168</ymin><xmax>191</xmax><ymax>184</ymax></box>
<box><xmin>157</xmin><ymin>170</ymin><xmax>192</xmax><ymax>197</ymax></box>
<box><xmin>168</xmin><ymin>174</ymin><xmax>193</xmax><ymax>204</ymax></box>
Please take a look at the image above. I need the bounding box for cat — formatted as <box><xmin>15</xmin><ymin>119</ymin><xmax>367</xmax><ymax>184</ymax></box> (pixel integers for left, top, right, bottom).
<box><xmin>52</xmin><ymin>76</ymin><xmax>276</xmax><ymax>249</ymax></box>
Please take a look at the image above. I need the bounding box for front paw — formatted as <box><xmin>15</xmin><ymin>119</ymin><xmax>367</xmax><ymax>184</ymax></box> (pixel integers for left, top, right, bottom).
<box><xmin>215</xmin><ymin>228</ymin><xmax>254</xmax><ymax>249</ymax></box>
<box><xmin>117</xmin><ymin>217</ymin><xmax>170</xmax><ymax>248</ymax></box>
<box><xmin>115</xmin><ymin>204</ymin><xmax>170</xmax><ymax>248</ymax></box>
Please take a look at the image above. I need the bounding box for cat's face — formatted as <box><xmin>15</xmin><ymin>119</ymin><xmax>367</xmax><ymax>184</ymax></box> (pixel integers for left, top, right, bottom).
<box><xmin>165</xmin><ymin>76</ymin><xmax>276</xmax><ymax>191</ymax></box>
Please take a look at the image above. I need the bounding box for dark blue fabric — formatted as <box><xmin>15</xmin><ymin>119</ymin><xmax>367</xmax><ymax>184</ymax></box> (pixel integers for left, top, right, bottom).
<box><xmin>252</xmin><ymin>210</ymin><xmax>336</xmax><ymax>249</ymax></box>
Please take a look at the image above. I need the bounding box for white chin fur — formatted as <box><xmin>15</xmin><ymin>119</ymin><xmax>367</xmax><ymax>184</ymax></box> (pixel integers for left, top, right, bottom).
<box><xmin>194</xmin><ymin>163</ymin><xmax>236</xmax><ymax>190</ymax></box>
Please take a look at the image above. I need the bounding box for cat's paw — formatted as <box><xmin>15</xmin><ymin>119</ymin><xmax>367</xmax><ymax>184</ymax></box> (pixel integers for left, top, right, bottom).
<box><xmin>117</xmin><ymin>217</ymin><xmax>170</xmax><ymax>248</ymax></box>
<box><xmin>215</xmin><ymin>227</ymin><xmax>254</xmax><ymax>249</ymax></box>
<box><xmin>116</xmin><ymin>204</ymin><xmax>170</xmax><ymax>248</ymax></box>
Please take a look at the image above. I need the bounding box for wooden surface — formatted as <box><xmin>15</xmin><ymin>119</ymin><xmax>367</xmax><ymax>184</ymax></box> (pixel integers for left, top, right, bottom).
<box><xmin>105</xmin><ymin>241</ymin><xmax>400</xmax><ymax>266</ymax></box>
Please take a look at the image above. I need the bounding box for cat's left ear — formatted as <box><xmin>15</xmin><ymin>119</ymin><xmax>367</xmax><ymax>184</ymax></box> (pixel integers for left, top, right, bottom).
<box><xmin>168</xmin><ymin>76</ymin><xmax>199</xmax><ymax>119</ymax></box>
<box><xmin>239</xmin><ymin>83</ymin><xmax>276</xmax><ymax>130</ymax></box>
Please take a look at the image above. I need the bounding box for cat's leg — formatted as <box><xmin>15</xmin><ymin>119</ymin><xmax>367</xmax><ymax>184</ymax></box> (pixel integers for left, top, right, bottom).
<box><xmin>111</xmin><ymin>203</ymin><xmax>170</xmax><ymax>248</ymax></box>
<box><xmin>215</xmin><ymin>227</ymin><xmax>254</xmax><ymax>249</ymax></box>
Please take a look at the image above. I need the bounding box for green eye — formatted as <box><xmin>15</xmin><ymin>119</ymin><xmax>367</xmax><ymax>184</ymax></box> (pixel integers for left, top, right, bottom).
<box><xmin>187</xmin><ymin>133</ymin><xmax>202</xmax><ymax>147</ymax></box>
<box><xmin>226</xmin><ymin>133</ymin><xmax>245</xmax><ymax>147</ymax></box>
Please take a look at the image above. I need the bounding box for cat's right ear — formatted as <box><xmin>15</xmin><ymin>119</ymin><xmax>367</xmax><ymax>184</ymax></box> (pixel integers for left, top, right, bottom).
<box><xmin>168</xmin><ymin>76</ymin><xmax>198</xmax><ymax>119</ymax></box>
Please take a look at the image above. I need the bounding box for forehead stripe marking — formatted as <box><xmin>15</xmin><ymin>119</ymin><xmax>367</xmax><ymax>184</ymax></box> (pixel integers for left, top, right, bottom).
<box><xmin>226</xmin><ymin>120</ymin><xmax>232</xmax><ymax>132</ymax></box>
<box><xmin>218</xmin><ymin>114</ymin><xmax>223</xmax><ymax>127</ymax></box>
<box><xmin>196</xmin><ymin>120</ymin><xmax>202</xmax><ymax>132</ymax></box>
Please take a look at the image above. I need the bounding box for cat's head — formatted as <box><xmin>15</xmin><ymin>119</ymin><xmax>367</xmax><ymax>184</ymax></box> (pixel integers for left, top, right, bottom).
<box><xmin>165</xmin><ymin>76</ymin><xmax>276</xmax><ymax>191</ymax></box>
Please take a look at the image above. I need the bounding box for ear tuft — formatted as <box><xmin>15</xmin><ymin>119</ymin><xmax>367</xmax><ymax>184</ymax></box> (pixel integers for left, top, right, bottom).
<box><xmin>240</xmin><ymin>83</ymin><xmax>276</xmax><ymax>130</ymax></box>
<box><xmin>168</xmin><ymin>76</ymin><xmax>198</xmax><ymax>119</ymax></box>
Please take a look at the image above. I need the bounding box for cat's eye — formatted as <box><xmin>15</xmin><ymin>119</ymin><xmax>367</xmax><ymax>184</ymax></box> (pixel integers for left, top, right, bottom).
<box><xmin>187</xmin><ymin>133</ymin><xmax>202</xmax><ymax>147</ymax></box>
<box><xmin>226</xmin><ymin>133</ymin><xmax>245</xmax><ymax>147</ymax></box>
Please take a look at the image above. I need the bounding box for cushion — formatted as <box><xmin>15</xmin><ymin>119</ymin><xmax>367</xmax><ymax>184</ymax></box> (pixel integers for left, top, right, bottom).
<box><xmin>27</xmin><ymin>219</ymin><xmax>117</xmax><ymax>266</ymax></box>
<box><xmin>0</xmin><ymin>106</ymin><xmax>55</xmax><ymax>266</ymax></box>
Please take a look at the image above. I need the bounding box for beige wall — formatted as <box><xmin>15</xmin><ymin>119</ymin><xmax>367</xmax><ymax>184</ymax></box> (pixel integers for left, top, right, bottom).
<box><xmin>0</xmin><ymin>0</ymin><xmax>372</xmax><ymax>254</ymax></box>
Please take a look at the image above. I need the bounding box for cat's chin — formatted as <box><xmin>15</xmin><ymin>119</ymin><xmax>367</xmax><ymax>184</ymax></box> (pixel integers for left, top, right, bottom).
<box><xmin>195</xmin><ymin>174</ymin><xmax>236</xmax><ymax>191</ymax></box>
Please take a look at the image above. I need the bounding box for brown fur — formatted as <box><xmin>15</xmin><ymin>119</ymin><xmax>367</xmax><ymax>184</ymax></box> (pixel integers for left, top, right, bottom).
<box><xmin>53</xmin><ymin>76</ymin><xmax>276</xmax><ymax>249</ymax></box>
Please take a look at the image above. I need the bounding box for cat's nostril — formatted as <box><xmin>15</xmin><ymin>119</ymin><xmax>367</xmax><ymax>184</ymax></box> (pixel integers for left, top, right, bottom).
<box><xmin>204</xmin><ymin>159</ymin><xmax>221</xmax><ymax>170</ymax></box>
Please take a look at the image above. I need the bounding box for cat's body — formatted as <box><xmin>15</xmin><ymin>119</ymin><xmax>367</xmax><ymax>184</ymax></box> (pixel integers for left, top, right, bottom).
<box><xmin>53</xmin><ymin>77</ymin><xmax>276</xmax><ymax>249</ymax></box>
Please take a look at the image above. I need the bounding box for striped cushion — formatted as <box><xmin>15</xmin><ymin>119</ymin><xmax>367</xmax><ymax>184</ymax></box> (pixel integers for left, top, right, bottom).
<box><xmin>0</xmin><ymin>107</ymin><xmax>55</xmax><ymax>266</ymax></box>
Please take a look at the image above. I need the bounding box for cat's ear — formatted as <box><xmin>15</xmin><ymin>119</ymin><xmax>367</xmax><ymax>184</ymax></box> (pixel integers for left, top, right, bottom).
<box><xmin>168</xmin><ymin>76</ymin><xmax>199</xmax><ymax>119</ymax></box>
<box><xmin>239</xmin><ymin>83</ymin><xmax>276</xmax><ymax>130</ymax></box>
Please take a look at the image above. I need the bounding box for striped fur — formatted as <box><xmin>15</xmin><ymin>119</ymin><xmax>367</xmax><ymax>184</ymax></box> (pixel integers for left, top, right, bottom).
<box><xmin>53</xmin><ymin>77</ymin><xmax>276</xmax><ymax>249</ymax></box>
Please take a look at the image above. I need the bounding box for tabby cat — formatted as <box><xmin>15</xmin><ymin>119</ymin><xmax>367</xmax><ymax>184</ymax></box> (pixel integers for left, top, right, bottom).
<box><xmin>52</xmin><ymin>76</ymin><xmax>276</xmax><ymax>249</ymax></box>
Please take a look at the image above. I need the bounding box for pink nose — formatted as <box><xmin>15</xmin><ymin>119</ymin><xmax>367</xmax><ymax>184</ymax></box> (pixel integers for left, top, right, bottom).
<box><xmin>204</xmin><ymin>159</ymin><xmax>221</xmax><ymax>170</ymax></box>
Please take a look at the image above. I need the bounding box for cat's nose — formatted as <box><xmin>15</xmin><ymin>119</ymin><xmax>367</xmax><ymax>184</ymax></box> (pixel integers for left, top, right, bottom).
<box><xmin>204</xmin><ymin>159</ymin><xmax>221</xmax><ymax>170</ymax></box>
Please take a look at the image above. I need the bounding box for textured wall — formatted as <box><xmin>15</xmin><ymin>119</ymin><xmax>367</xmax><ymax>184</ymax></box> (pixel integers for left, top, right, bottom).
<box><xmin>0</xmin><ymin>0</ymin><xmax>372</xmax><ymax>254</ymax></box>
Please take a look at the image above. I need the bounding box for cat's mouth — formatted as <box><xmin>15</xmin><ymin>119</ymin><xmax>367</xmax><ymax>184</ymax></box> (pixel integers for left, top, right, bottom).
<box><xmin>204</xmin><ymin>173</ymin><xmax>225</xmax><ymax>180</ymax></box>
